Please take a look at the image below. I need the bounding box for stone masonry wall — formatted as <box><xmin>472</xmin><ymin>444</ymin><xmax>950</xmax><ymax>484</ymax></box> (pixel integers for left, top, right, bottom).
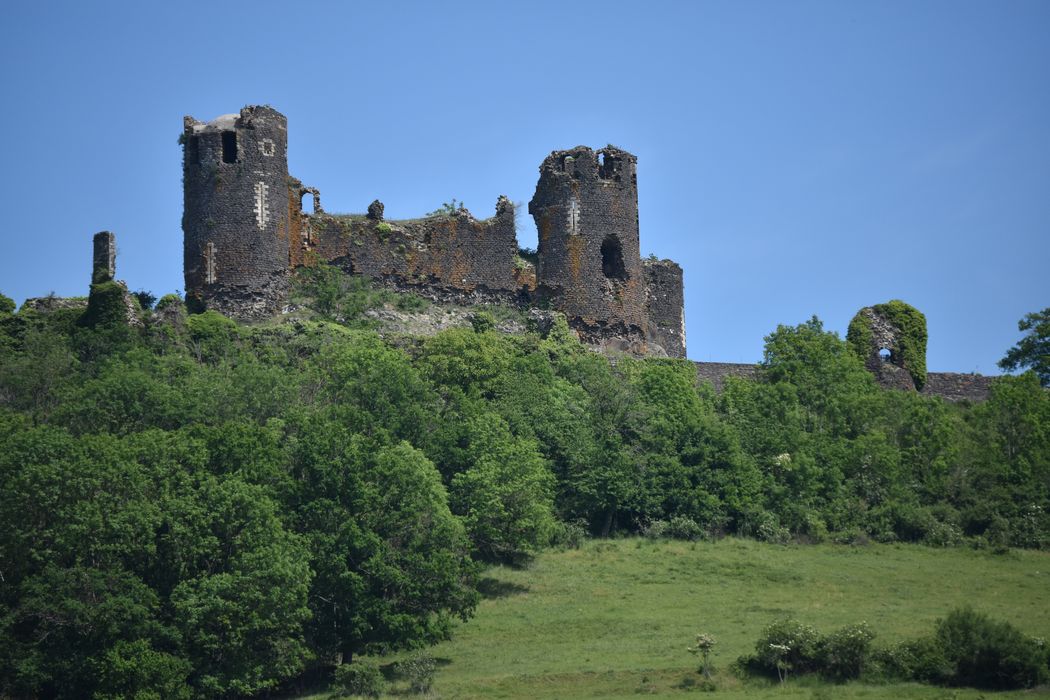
<box><xmin>644</xmin><ymin>259</ymin><xmax>685</xmax><ymax>358</ymax></box>
<box><xmin>921</xmin><ymin>373</ymin><xmax>996</xmax><ymax>402</ymax></box>
<box><xmin>296</xmin><ymin>196</ymin><xmax>523</xmax><ymax>305</ymax></box>
<box><xmin>693</xmin><ymin>361</ymin><xmax>994</xmax><ymax>402</ymax></box>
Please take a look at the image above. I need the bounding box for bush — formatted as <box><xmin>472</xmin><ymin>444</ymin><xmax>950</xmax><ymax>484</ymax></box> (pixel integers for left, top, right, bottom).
<box><xmin>933</xmin><ymin>607</ymin><xmax>1049</xmax><ymax>689</ymax></box>
<box><xmin>334</xmin><ymin>660</ymin><xmax>385</xmax><ymax>698</ymax></box>
<box><xmin>642</xmin><ymin>516</ymin><xmax>705</xmax><ymax>541</ymax></box>
<box><xmin>745</xmin><ymin>618</ymin><xmax>821</xmax><ymax>679</ymax></box>
<box><xmin>399</xmin><ymin>652</ymin><xmax>436</xmax><ymax>694</ymax></box>
<box><xmin>740</xmin><ymin>620</ymin><xmax>874</xmax><ymax>682</ymax></box>
<box><xmin>817</xmin><ymin>622</ymin><xmax>875</xmax><ymax>681</ymax></box>
<box><xmin>739</xmin><ymin>511</ymin><xmax>789</xmax><ymax>544</ymax></box>
<box><xmin>154</xmin><ymin>293</ymin><xmax>183</xmax><ymax>311</ymax></box>
<box><xmin>877</xmin><ymin>636</ymin><xmax>953</xmax><ymax>685</ymax></box>
<box><xmin>551</xmin><ymin>519</ymin><xmax>587</xmax><ymax>549</ymax></box>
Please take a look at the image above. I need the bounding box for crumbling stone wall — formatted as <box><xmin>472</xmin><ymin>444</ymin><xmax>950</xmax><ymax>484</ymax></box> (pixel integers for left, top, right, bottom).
<box><xmin>179</xmin><ymin>106</ymin><xmax>687</xmax><ymax>357</ymax></box>
<box><xmin>644</xmin><ymin>259</ymin><xmax>685</xmax><ymax>358</ymax></box>
<box><xmin>529</xmin><ymin>146</ymin><xmax>649</xmax><ymax>349</ymax></box>
<box><xmin>182</xmin><ymin>106</ymin><xmax>291</xmax><ymax>318</ymax></box>
<box><xmin>921</xmin><ymin>373</ymin><xmax>995</xmax><ymax>402</ymax></box>
<box><xmin>694</xmin><ymin>362</ymin><xmax>761</xmax><ymax>391</ymax></box>
<box><xmin>693</xmin><ymin>362</ymin><xmax>993</xmax><ymax>402</ymax></box>
<box><xmin>297</xmin><ymin>196</ymin><xmax>523</xmax><ymax>305</ymax></box>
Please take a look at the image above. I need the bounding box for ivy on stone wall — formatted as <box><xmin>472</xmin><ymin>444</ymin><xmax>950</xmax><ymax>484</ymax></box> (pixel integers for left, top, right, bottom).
<box><xmin>80</xmin><ymin>281</ymin><xmax>132</xmax><ymax>328</ymax></box>
<box><xmin>847</xmin><ymin>300</ymin><xmax>927</xmax><ymax>390</ymax></box>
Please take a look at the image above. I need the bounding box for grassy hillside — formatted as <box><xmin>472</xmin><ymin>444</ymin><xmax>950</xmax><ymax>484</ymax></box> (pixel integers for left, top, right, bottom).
<box><xmin>315</xmin><ymin>538</ymin><xmax>1050</xmax><ymax>699</ymax></box>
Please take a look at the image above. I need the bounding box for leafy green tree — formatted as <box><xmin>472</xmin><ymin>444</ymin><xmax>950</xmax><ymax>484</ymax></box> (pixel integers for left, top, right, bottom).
<box><xmin>999</xmin><ymin>307</ymin><xmax>1050</xmax><ymax>387</ymax></box>
<box><xmin>550</xmin><ymin>351</ymin><xmax>645</xmax><ymax>535</ymax></box>
<box><xmin>761</xmin><ymin>316</ymin><xmax>877</xmax><ymax>437</ymax></box>
<box><xmin>168</xmin><ymin>476</ymin><xmax>313</xmax><ymax>696</ymax></box>
<box><xmin>630</xmin><ymin>359</ymin><xmax>763</xmax><ymax>532</ymax></box>
<box><xmin>0</xmin><ymin>564</ymin><xmax>182</xmax><ymax>699</ymax></box>
<box><xmin>449</xmin><ymin>413</ymin><xmax>557</xmax><ymax>562</ymax></box>
<box><xmin>288</xmin><ymin>423</ymin><xmax>477</xmax><ymax>661</ymax></box>
<box><xmin>309</xmin><ymin>331</ymin><xmax>435</xmax><ymax>444</ymax></box>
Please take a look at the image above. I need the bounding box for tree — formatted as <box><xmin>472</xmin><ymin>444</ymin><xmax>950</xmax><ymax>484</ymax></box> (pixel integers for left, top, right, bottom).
<box><xmin>999</xmin><ymin>307</ymin><xmax>1050</xmax><ymax>387</ymax></box>
<box><xmin>450</xmin><ymin>413</ymin><xmax>557</xmax><ymax>562</ymax></box>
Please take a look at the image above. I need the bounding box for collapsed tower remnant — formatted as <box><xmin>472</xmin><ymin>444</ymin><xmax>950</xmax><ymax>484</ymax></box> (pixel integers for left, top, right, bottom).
<box><xmin>82</xmin><ymin>231</ymin><xmax>142</xmax><ymax>328</ymax></box>
<box><xmin>847</xmin><ymin>300</ymin><xmax>928</xmax><ymax>391</ymax></box>
<box><xmin>179</xmin><ymin>105</ymin><xmax>687</xmax><ymax>357</ymax></box>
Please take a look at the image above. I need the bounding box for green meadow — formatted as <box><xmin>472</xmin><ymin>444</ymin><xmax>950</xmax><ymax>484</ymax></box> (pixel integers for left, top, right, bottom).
<box><xmin>314</xmin><ymin>538</ymin><xmax>1050</xmax><ymax>699</ymax></box>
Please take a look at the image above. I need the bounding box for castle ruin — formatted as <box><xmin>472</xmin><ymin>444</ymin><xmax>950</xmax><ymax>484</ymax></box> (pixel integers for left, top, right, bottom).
<box><xmin>181</xmin><ymin>105</ymin><xmax>686</xmax><ymax>357</ymax></box>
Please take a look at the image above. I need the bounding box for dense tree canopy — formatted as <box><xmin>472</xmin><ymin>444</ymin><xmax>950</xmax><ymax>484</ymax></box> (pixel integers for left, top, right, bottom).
<box><xmin>0</xmin><ymin>271</ymin><xmax>1046</xmax><ymax>697</ymax></box>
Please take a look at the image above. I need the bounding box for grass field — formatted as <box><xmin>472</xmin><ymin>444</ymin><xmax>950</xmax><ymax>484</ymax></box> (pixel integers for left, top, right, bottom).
<box><xmin>305</xmin><ymin>538</ymin><xmax>1050</xmax><ymax>698</ymax></box>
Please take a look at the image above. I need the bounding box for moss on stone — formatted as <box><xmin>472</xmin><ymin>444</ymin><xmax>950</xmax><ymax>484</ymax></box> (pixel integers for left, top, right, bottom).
<box><xmin>80</xmin><ymin>281</ymin><xmax>131</xmax><ymax>328</ymax></box>
<box><xmin>846</xmin><ymin>311</ymin><xmax>874</xmax><ymax>362</ymax></box>
<box><xmin>875</xmin><ymin>300</ymin><xmax>927</xmax><ymax>390</ymax></box>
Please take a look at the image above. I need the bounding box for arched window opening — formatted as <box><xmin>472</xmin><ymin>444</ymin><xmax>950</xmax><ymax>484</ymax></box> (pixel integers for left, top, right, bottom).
<box><xmin>879</xmin><ymin>348</ymin><xmax>892</xmax><ymax>362</ymax></box>
<box><xmin>221</xmin><ymin>131</ymin><xmax>237</xmax><ymax>164</ymax></box>
<box><xmin>601</xmin><ymin>235</ymin><xmax>627</xmax><ymax>279</ymax></box>
<box><xmin>301</xmin><ymin>191</ymin><xmax>315</xmax><ymax>215</ymax></box>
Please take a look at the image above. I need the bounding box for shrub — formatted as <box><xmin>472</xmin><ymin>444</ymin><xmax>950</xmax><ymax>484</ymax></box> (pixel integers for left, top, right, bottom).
<box><xmin>877</xmin><ymin>636</ymin><xmax>953</xmax><ymax>685</ymax></box>
<box><xmin>741</xmin><ymin>620</ymin><xmax>874</xmax><ymax>683</ymax></box>
<box><xmin>399</xmin><ymin>652</ymin><xmax>436</xmax><ymax>694</ymax></box>
<box><xmin>745</xmin><ymin>618</ymin><xmax>821</xmax><ymax>680</ymax></box>
<box><xmin>551</xmin><ymin>519</ymin><xmax>587</xmax><ymax>549</ymax></box>
<box><xmin>394</xmin><ymin>293</ymin><xmax>428</xmax><ymax>312</ymax></box>
<box><xmin>740</xmin><ymin>511</ymin><xmax>789</xmax><ymax>544</ymax></box>
<box><xmin>334</xmin><ymin>659</ymin><xmax>385</xmax><ymax>698</ymax></box>
<box><xmin>0</xmin><ymin>293</ymin><xmax>15</xmax><ymax>315</ymax></box>
<box><xmin>642</xmin><ymin>517</ymin><xmax>706</xmax><ymax>541</ymax></box>
<box><xmin>133</xmin><ymin>290</ymin><xmax>158</xmax><ymax>310</ymax></box>
<box><xmin>933</xmin><ymin>607</ymin><xmax>1049</xmax><ymax>689</ymax></box>
<box><xmin>154</xmin><ymin>293</ymin><xmax>183</xmax><ymax>311</ymax></box>
<box><xmin>817</xmin><ymin>622</ymin><xmax>875</xmax><ymax>681</ymax></box>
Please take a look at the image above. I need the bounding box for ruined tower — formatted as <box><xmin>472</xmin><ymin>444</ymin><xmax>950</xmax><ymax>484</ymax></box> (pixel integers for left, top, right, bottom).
<box><xmin>529</xmin><ymin>146</ymin><xmax>650</xmax><ymax>351</ymax></box>
<box><xmin>182</xmin><ymin>106</ymin><xmax>290</xmax><ymax>317</ymax></box>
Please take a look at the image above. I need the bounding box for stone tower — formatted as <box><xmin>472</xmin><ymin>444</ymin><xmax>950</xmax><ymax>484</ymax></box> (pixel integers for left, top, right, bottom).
<box><xmin>182</xmin><ymin>106</ymin><xmax>290</xmax><ymax>318</ymax></box>
<box><xmin>529</xmin><ymin>146</ymin><xmax>648</xmax><ymax>348</ymax></box>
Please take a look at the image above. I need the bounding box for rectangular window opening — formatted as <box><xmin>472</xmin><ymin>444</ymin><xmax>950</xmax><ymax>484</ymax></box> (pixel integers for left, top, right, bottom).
<box><xmin>221</xmin><ymin>131</ymin><xmax>237</xmax><ymax>164</ymax></box>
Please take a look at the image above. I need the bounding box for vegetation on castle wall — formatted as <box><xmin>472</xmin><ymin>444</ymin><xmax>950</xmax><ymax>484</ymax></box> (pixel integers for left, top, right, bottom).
<box><xmin>846</xmin><ymin>310</ymin><xmax>874</xmax><ymax>362</ymax></box>
<box><xmin>847</xmin><ymin>300</ymin><xmax>928</xmax><ymax>389</ymax></box>
<box><xmin>80</xmin><ymin>281</ymin><xmax>130</xmax><ymax>328</ymax></box>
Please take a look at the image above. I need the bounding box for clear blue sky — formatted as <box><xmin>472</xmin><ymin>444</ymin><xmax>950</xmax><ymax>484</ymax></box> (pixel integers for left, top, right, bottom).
<box><xmin>1</xmin><ymin>1</ymin><xmax>1047</xmax><ymax>372</ymax></box>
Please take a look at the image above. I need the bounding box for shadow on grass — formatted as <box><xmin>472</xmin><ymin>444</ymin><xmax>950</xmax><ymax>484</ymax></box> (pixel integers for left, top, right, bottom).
<box><xmin>477</xmin><ymin>576</ymin><xmax>530</xmax><ymax>599</ymax></box>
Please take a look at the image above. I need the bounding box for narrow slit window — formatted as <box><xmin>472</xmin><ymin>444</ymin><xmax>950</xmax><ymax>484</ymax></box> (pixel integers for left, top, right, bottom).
<box><xmin>221</xmin><ymin>131</ymin><xmax>237</xmax><ymax>164</ymax></box>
